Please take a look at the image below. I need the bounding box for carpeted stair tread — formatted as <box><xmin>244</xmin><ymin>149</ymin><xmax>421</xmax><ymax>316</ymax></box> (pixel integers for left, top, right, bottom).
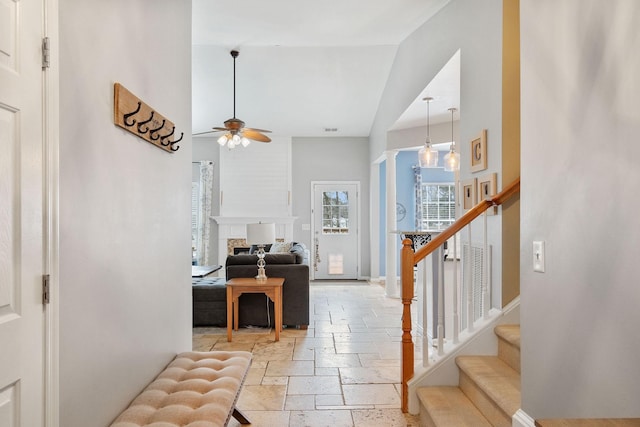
<box><xmin>535</xmin><ymin>419</ymin><xmax>640</xmax><ymax>427</ymax></box>
<box><xmin>494</xmin><ymin>324</ymin><xmax>520</xmax><ymax>348</ymax></box>
<box><xmin>456</xmin><ymin>355</ymin><xmax>521</xmax><ymax>418</ymax></box>
<box><xmin>417</xmin><ymin>386</ymin><xmax>493</xmax><ymax>427</ymax></box>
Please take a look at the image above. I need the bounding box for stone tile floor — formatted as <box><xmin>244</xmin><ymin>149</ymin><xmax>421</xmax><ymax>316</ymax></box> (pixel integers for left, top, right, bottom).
<box><xmin>193</xmin><ymin>281</ymin><xmax>422</xmax><ymax>427</ymax></box>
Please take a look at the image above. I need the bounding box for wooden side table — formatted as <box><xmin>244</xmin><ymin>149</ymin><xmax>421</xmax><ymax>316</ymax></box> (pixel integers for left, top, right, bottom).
<box><xmin>226</xmin><ymin>277</ymin><xmax>285</xmax><ymax>342</ymax></box>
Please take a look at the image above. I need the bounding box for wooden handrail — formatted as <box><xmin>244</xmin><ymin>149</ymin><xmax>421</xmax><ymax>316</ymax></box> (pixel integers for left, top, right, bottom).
<box><xmin>400</xmin><ymin>176</ymin><xmax>520</xmax><ymax>413</ymax></box>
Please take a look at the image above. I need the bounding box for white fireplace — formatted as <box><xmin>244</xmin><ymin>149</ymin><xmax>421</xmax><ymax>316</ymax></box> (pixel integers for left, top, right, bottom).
<box><xmin>212</xmin><ymin>216</ymin><xmax>297</xmax><ymax>266</ymax></box>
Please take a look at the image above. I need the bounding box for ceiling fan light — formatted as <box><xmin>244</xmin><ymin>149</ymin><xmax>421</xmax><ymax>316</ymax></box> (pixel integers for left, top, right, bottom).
<box><xmin>241</xmin><ymin>137</ymin><xmax>251</xmax><ymax>147</ymax></box>
<box><xmin>217</xmin><ymin>135</ymin><xmax>228</xmax><ymax>146</ymax></box>
<box><xmin>232</xmin><ymin>134</ymin><xmax>241</xmax><ymax>143</ymax></box>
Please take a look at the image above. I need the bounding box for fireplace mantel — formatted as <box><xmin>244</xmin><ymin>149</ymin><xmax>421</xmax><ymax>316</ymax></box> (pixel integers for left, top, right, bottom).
<box><xmin>212</xmin><ymin>216</ymin><xmax>298</xmax><ymax>225</ymax></box>
<box><xmin>212</xmin><ymin>216</ymin><xmax>298</xmax><ymax>265</ymax></box>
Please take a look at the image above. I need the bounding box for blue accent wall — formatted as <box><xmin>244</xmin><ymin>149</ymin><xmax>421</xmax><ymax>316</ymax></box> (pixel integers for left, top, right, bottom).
<box><xmin>379</xmin><ymin>151</ymin><xmax>454</xmax><ymax>276</ymax></box>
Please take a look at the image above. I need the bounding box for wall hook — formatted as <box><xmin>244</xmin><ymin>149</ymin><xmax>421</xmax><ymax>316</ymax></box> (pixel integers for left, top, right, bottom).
<box><xmin>160</xmin><ymin>126</ymin><xmax>175</xmax><ymax>146</ymax></box>
<box><xmin>137</xmin><ymin>111</ymin><xmax>155</xmax><ymax>134</ymax></box>
<box><xmin>114</xmin><ymin>83</ymin><xmax>180</xmax><ymax>154</ymax></box>
<box><xmin>123</xmin><ymin>102</ymin><xmax>141</xmax><ymax>126</ymax></box>
<box><xmin>170</xmin><ymin>132</ymin><xmax>183</xmax><ymax>151</ymax></box>
<box><xmin>149</xmin><ymin>119</ymin><xmax>166</xmax><ymax>141</ymax></box>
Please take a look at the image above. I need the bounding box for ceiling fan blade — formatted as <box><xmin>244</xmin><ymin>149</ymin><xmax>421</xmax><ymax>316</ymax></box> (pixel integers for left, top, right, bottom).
<box><xmin>212</xmin><ymin>127</ymin><xmax>229</xmax><ymax>131</ymax></box>
<box><xmin>192</xmin><ymin>130</ymin><xmax>217</xmax><ymax>136</ymax></box>
<box><xmin>243</xmin><ymin>127</ymin><xmax>272</xmax><ymax>134</ymax></box>
<box><xmin>242</xmin><ymin>130</ymin><xmax>271</xmax><ymax>142</ymax></box>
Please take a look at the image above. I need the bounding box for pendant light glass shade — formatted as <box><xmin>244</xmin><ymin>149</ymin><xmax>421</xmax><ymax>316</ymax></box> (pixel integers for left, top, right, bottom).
<box><xmin>443</xmin><ymin>107</ymin><xmax>460</xmax><ymax>172</ymax></box>
<box><xmin>419</xmin><ymin>144</ymin><xmax>439</xmax><ymax>168</ymax></box>
<box><xmin>443</xmin><ymin>149</ymin><xmax>460</xmax><ymax>172</ymax></box>
<box><xmin>418</xmin><ymin>97</ymin><xmax>439</xmax><ymax>168</ymax></box>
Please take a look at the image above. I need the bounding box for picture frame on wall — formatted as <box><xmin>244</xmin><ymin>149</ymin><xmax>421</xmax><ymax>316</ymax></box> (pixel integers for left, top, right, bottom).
<box><xmin>477</xmin><ymin>172</ymin><xmax>498</xmax><ymax>215</ymax></box>
<box><xmin>461</xmin><ymin>178</ymin><xmax>477</xmax><ymax>212</ymax></box>
<box><xmin>470</xmin><ymin>129</ymin><xmax>488</xmax><ymax>173</ymax></box>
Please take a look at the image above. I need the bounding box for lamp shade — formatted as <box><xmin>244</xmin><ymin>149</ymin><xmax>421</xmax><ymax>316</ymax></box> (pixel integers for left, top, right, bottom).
<box><xmin>246</xmin><ymin>223</ymin><xmax>275</xmax><ymax>245</ymax></box>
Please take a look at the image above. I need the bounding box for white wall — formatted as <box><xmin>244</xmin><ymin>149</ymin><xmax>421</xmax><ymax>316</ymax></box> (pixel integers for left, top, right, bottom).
<box><xmin>292</xmin><ymin>137</ymin><xmax>371</xmax><ymax>277</ymax></box>
<box><xmin>58</xmin><ymin>1</ymin><xmax>192</xmax><ymax>426</ymax></box>
<box><xmin>369</xmin><ymin>0</ymin><xmax>506</xmax><ymax>307</ymax></box>
<box><xmin>521</xmin><ymin>0</ymin><xmax>640</xmax><ymax>418</ymax></box>
<box><xmin>220</xmin><ymin>136</ymin><xmax>292</xmax><ymax>217</ymax></box>
<box><xmin>387</xmin><ymin>121</ymin><xmax>457</xmax><ymax>151</ymax></box>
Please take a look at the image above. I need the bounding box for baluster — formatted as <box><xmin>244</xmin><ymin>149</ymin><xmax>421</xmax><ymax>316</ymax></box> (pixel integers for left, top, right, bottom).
<box><xmin>452</xmin><ymin>232</ymin><xmax>459</xmax><ymax>344</ymax></box>
<box><xmin>422</xmin><ymin>255</ymin><xmax>429</xmax><ymax>367</ymax></box>
<box><xmin>466</xmin><ymin>225</ymin><xmax>474</xmax><ymax>332</ymax></box>
<box><xmin>437</xmin><ymin>245</ymin><xmax>444</xmax><ymax>356</ymax></box>
<box><xmin>483</xmin><ymin>211</ymin><xmax>489</xmax><ymax>319</ymax></box>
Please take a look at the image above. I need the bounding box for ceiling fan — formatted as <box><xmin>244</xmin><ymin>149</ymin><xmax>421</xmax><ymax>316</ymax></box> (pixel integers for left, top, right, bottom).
<box><xmin>193</xmin><ymin>50</ymin><xmax>271</xmax><ymax>147</ymax></box>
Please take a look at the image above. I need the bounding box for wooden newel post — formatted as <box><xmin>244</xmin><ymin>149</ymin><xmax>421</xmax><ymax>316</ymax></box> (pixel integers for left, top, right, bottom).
<box><xmin>401</xmin><ymin>238</ymin><xmax>415</xmax><ymax>413</ymax></box>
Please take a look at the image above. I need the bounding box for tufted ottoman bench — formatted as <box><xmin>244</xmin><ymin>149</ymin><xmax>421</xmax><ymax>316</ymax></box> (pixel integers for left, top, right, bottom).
<box><xmin>110</xmin><ymin>351</ymin><xmax>252</xmax><ymax>427</ymax></box>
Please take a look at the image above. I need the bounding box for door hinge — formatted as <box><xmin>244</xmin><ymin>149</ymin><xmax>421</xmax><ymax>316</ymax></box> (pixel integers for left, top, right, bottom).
<box><xmin>42</xmin><ymin>37</ymin><xmax>50</xmax><ymax>69</ymax></box>
<box><xmin>42</xmin><ymin>274</ymin><xmax>50</xmax><ymax>304</ymax></box>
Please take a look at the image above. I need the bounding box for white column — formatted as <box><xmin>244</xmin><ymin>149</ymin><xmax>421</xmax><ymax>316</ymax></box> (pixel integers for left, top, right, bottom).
<box><xmin>385</xmin><ymin>150</ymin><xmax>399</xmax><ymax>298</ymax></box>
<box><xmin>370</xmin><ymin>163</ymin><xmax>381</xmax><ymax>280</ymax></box>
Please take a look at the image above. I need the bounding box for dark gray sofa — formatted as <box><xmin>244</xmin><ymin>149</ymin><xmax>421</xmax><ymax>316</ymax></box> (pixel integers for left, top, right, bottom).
<box><xmin>192</xmin><ymin>243</ymin><xmax>310</xmax><ymax>329</ymax></box>
<box><xmin>192</xmin><ymin>277</ymin><xmax>227</xmax><ymax>327</ymax></box>
<box><xmin>225</xmin><ymin>249</ymin><xmax>310</xmax><ymax>329</ymax></box>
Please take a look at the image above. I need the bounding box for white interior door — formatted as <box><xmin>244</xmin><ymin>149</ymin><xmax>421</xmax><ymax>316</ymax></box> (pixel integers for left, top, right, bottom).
<box><xmin>312</xmin><ymin>182</ymin><xmax>359</xmax><ymax>280</ymax></box>
<box><xmin>0</xmin><ymin>0</ymin><xmax>46</xmax><ymax>425</ymax></box>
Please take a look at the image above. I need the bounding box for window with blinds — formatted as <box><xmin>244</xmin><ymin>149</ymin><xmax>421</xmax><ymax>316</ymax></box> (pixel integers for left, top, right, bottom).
<box><xmin>420</xmin><ymin>183</ymin><xmax>456</xmax><ymax>231</ymax></box>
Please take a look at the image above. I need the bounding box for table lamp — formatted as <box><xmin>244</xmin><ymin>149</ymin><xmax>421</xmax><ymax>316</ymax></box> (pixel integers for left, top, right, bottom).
<box><xmin>246</xmin><ymin>222</ymin><xmax>276</xmax><ymax>281</ymax></box>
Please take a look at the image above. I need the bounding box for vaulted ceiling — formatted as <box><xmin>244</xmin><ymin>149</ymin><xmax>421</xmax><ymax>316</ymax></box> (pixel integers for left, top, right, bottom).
<box><xmin>192</xmin><ymin>0</ymin><xmax>458</xmax><ymax>139</ymax></box>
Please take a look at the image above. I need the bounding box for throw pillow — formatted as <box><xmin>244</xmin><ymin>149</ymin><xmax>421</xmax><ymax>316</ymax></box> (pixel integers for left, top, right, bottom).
<box><xmin>269</xmin><ymin>242</ymin><xmax>293</xmax><ymax>253</ymax></box>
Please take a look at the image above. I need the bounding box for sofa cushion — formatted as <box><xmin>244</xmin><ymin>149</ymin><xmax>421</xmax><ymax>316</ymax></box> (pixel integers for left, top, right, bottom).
<box><xmin>289</xmin><ymin>242</ymin><xmax>308</xmax><ymax>264</ymax></box>
<box><xmin>269</xmin><ymin>242</ymin><xmax>293</xmax><ymax>253</ymax></box>
<box><xmin>226</xmin><ymin>253</ymin><xmax>297</xmax><ymax>265</ymax></box>
<box><xmin>192</xmin><ymin>277</ymin><xmax>226</xmax><ymax>302</ymax></box>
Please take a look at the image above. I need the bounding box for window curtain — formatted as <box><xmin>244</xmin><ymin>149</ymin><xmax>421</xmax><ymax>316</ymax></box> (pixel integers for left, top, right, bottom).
<box><xmin>413</xmin><ymin>164</ymin><xmax>423</xmax><ymax>230</ymax></box>
<box><xmin>196</xmin><ymin>161</ymin><xmax>214</xmax><ymax>265</ymax></box>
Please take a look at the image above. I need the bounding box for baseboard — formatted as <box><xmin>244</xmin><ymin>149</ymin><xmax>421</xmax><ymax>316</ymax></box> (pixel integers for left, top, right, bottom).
<box><xmin>513</xmin><ymin>409</ymin><xmax>535</xmax><ymax>427</ymax></box>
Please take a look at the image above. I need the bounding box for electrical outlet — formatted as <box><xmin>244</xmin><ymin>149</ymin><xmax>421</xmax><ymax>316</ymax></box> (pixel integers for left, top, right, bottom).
<box><xmin>533</xmin><ymin>241</ymin><xmax>545</xmax><ymax>273</ymax></box>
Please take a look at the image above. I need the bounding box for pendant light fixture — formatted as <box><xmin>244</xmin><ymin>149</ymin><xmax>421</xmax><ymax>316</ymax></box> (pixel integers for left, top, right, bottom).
<box><xmin>443</xmin><ymin>107</ymin><xmax>460</xmax><ymax>172</ymax></box>
<box><xmin>418</xmin><ymin>97</ymin><xmax>439</xmax><ymax>168</ymax></box>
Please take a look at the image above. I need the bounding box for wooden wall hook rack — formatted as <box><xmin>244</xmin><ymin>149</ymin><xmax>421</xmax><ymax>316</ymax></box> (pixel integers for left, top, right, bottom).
<box><xmin>114</xmin><ymin>83</ymin><xmax>183</xmax><ymax>153</ymax></box>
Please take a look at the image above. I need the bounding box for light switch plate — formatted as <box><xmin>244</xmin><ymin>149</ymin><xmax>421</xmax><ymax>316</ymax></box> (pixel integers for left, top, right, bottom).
<box><xmin>533</xmin><ymin>241</ymin><xmax>545</xmax><ymax>273</ymax></box>
<box><xmin>301</xmin><ymin>223</ymin><xmax>311</xmax><ymax>231</ymax></box>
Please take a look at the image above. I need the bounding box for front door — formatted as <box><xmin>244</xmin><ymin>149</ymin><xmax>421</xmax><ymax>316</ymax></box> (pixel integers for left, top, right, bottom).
<box><xmin>0</xmin><ymin>0</ymin><xmax>47</xmax><ymax>425</ymax></box>
<box><xmin>312</xmin><ymin>182</ymin><xmax>359</xmax><ymax>280</ymax></box>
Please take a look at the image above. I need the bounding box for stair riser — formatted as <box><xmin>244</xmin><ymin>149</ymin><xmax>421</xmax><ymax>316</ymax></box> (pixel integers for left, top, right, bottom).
<box><xmin>419</xmin><ymin>409</ymin><xmax>437</xmax><ymax>427</ymax></box>
<box><xmin>498</xmin><ymin>339</ymin><xmax>521</xmax><ymax>373</ymax></box>
<box><xmin>459</xmin><ymin>371</ymin><xmax>512</xmax><ymax>427</ymax></box>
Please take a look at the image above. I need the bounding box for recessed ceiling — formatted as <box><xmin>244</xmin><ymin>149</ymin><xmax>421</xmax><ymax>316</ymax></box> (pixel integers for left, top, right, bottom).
<box><xmin>192</xmin><ymin>0</ymin><xmax>454</xmax><ymax>138</ymax></box>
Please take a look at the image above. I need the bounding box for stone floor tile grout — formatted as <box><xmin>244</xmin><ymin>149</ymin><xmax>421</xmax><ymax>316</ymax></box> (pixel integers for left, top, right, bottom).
<box><xmin>201</xmin><ymin>281</ymin><xmax>421</xmax><ymax>427</ymax></box>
